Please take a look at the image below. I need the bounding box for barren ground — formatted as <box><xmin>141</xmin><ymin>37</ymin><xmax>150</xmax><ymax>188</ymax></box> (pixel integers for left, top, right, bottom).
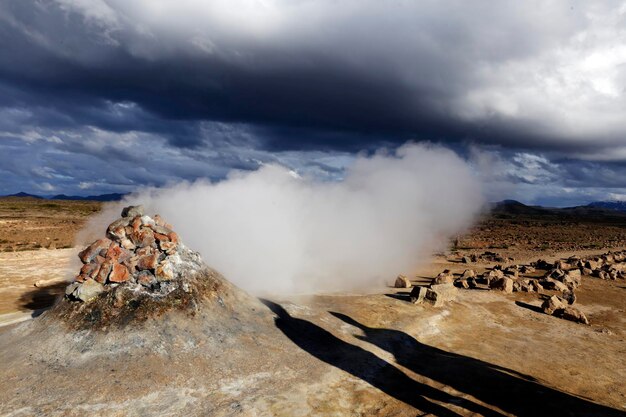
<box><xmin>0</xmin><ymin>198</ymin><xmax>625</xmax><ymax>416</ymax></box>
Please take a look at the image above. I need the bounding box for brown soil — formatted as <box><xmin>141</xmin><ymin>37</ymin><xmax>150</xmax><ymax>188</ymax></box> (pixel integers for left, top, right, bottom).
<box><xmin>0</xmin><ymin>196</ymin><xmax>101</xmax><ymax>252</ymax></box>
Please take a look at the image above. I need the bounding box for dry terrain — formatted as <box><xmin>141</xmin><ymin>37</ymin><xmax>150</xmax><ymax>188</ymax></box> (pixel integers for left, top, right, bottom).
<box><xmin>0</xmin><ymin>198</ymin><xmax>625</xmax><ymax>416</ymax></box>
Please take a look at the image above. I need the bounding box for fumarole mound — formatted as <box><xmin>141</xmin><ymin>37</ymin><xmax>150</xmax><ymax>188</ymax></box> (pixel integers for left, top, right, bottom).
<box><xmin>48</xmin><ymin>205</ymin><xmax>270</xmax><ymax>329</ymax></box>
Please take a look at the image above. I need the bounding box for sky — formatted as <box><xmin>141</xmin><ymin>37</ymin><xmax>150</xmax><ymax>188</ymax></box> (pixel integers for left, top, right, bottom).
<box><xmin>0</xmin><ymin>0</ymin><xmax>625</xmax><ymax>206</ymax></box>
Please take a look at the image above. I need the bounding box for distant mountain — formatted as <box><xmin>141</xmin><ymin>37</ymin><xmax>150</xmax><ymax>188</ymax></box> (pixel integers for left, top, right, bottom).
<box><xmin>490</xmin><ymin>200</ymin><xmax>553</xmax><ymax>215</ymax></box>
<box><xmin>1</xmin><ymin>192</ymin><xmax>126</xmax><ymax>202</ymax></box>
<box><xmin>4</xmin><ymin>192</ymin><xmax>43</xmax><ymax>199</ymax></box>
<box><xmin>50</xmin><ymin>193</ymin><xmax>126</xmax><ymax>202</ymax></box>
<box><xmin>586</xmin><ymin>201</ymin><xmax>626</xmax><ymax>211</ymax></box>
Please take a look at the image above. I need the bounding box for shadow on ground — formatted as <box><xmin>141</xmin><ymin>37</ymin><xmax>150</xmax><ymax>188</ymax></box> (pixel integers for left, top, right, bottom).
<box><xmin>17</xmin><ymin>282</ymin><xmax>66</xmax><ymax>311</ymax></box>
<box><xmin>262</xmin><ymin>299</ymin><xmax>626</xmax><ymax>417</ymax></box>
<box><xmin>514</xmin><ymin>300</ymin><xmax>544</xmax><ymax>314</ymax></box>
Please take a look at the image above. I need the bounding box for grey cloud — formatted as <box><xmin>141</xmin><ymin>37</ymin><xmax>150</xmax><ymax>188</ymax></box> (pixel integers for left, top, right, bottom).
<box><xmin>0</xmin><ymin>1</ymin><xmax>624</xmax><ymax>154</ymax></box>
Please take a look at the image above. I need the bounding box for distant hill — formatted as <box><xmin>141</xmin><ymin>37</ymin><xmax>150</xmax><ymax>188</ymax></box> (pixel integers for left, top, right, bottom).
<box><xmin>490</xmin><ymin>200</ymin><xmax>553</xmax><ymax>216</ymax></box>
<box><xmin>50</xmin><ymin>193</ymin><xmax>126</xmax><ymax>202</ymax></box>
<box><xmin>1</xmin><ymin>192</ymin><xmax>126</xmax><ymax>202</ymax></box>
<box><xmin>586</xmin><ymin>201</ymin><xmax>626</xmax><ymax>211</ymax></box>
<box><xmin>4</xmin><ymin>192</ymin><xmax>43</xmax><ymax>199</ymax></box>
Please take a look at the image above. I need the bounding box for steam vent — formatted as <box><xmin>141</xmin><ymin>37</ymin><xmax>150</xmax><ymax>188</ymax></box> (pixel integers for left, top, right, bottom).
<box><xmin>54</xmin><ymin>205</ymin><xmax>253</xmax><ymax>329</ymax></box>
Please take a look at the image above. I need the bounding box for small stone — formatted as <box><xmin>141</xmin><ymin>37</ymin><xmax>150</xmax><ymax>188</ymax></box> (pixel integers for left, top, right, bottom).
<box><xmin>131</xmin><ymin>216</ymin><xmax>142</xmax><ymax>232</ymax></box>
<box><xmin>153</xmin><ymin>214</ymin><xmax>165</xmax><ymax>226</ymax></box>
<box><xmin>490</xmin><ymin>277</ymin><xmax>514</xmax><ymax>293</ymax></box>
<box><xmin>137</xmin><ymin>270</ymin><xmax>157</xmax><ymax>288</ymax></box>
<box><xmin>120</xmin><ymin>238</ymin><xmax>136</xmax><ymax>250</ymax></box>
<box><xmin>394</xmin><ymin>275</ymin><xmax>412</xmax><ymax>288</ymax></box>
<box><xmin>74</xmin><ymin>279</ymin><xmax>105</xmax><ymax>302</ymax></box>
<box><xmin>555</xmin><ymin>306</ymin><xmax>589</xmax><ymax>325</ymax></box>
<box><xmin>150</xmin><ymin>224</ymin><xmax>173</xmax><ymax>236</ymax></box>
<box><xmin>107</xmin><ymin>218</ymin><xmax>131</xmax><ymax>239</ymax></box>
<box><xmin>486</xmin><ymin>269</ymin><xmax>504</xmax><ymax>279</ymax></box>
<box><xmin>65</xmin><ymin>282</ymin><xmax>80</xmax><ymax>296</ymax></box>
<box><xmin>461</xmin><ymin>256</ymin><xmax>471</xmax><ymax>264</ymax></box>
<box><xmin>456</xmin><ymin>279</ymin><xmax>470</xmax><ymax>289</ymax></box>
<box><xmin>530</xmin><ymin>280</ymin><xmax>543</xmax><ymax>292</ymax></box>
<box><xmin>80</xmin><ymin>261</ymin><xmax>101</xmax><ymax>279</ymax></box>
<box><xmin>160</xmin><ymin>240</ymin><xmax>178</xmax><ymax>252</ymax></box>
<box><xmin>156</xmin><ymin>260</ymin><xmax>175</xmax><ymax>281</ymax></box>
<box><xmin>153</xmin><ymin>232</ymin><xmax>170</xmax><ymax>242</ymax></box>
<box><xmin>121</xmin><ymin>205</ymin><xmax>144</xmax><ymax>218</ymax></box>
<box><xmin>105</xmin><ymin>243</ymin><xmax>124</xmax><ymax>261</ymax></box>
<box><xmin>542</xmin><ymin>295</ymin><xmax>565</xmax><ymax>315</ymax></box>
<box><xmin>541</xmin><ymin>278</ymin><xmax>568</xmax><ymax>292</ymax></box>
<box><xmin>95</xmin><ymin>259</ymin><xmax>113</xmax><ymax>283</ymax></box>
<box><xmin>137</xmin><ymin>253</ymin><xmax>159</xmax><ymax>270</ymax></box>
<box><xmin>78</xmin><ymin>238</ymin><xmax>112</xmax><ymax>263</ymax></box>
<box><xmin>131</xmin><ymin>228</ymin><xmax>156</xmax><ymax>248</ymax></box>
<box><xmin>109</xmin><ymin>263</ymin><xmax>130</xmax><ymax>283</ymax></box>
<box><xmin>409</xmin><ymin>286</ymin><xmax>427</xmax><ymax>304</ymax></box>
<box><xmin>140</xmin><ymin>215</ymin><xmax>156</xmax><ymax>227</ymax></box>
<box><xmin>425</xmin><ymin>283</ymin><xmax>458</xmax><ymax>307</ymax></box>
<box><xmin>433</xmin><ymin>272</ymin><xmax>454</xmax><ymax>285</ymax></box>
<box><xmin>461</xmin><ymin>269</ymin><xmax>476</xmax><ymax>279</ymax></box>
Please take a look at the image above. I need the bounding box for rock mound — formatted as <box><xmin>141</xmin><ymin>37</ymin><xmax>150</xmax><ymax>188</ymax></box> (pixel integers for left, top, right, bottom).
<box><xmin>49</xmin><ymin>205</ymin><xmax>264</xmax><ymax>329</ymax></box>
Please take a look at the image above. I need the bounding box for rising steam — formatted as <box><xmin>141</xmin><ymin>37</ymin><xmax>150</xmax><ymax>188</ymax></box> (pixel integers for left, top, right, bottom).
<box><xmin>79</xmin><ymin>143</ymin><xmax>484</xmax><ymax>294</ymax></box>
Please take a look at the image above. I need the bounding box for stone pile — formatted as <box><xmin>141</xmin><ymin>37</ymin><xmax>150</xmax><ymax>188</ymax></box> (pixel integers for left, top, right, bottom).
<box><xmin>66</xmin><ymin>205</ymin><xmax>182</xmax><ymax>302</ymax></box>
<box><xmin>461</xmin><ymin>251</ymin><xmax>514</xmax><ymax>264</ymax></box>
<box><xmin>454</xmin><ymin>265</ymin><xmax>543</xmax><ymax>294</ymax></box>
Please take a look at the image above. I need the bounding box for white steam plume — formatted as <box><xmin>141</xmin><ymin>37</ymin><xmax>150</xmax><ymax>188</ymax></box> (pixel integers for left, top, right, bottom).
<box><xmin>80</xmin><ymin>143</ymin><xmax>484</xmax><ymax>294</ymax></box>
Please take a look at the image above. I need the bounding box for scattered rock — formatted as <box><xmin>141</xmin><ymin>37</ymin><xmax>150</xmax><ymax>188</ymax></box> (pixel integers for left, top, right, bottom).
<box><xmin>433</xmin><ymin>271</ymin><xmax>454</xmax><ymax>285</ymax></box>
<box><xmin>541</xmin><ymin>278</ymin><xmax>569</xmax><ymax>292</ymax></box>
<box><xmin>73</xmin><ymin>278</ymin><xmax>105</xmax><ymax>302</ymax></box>
<box><xmin>121</xmin><ymin>205</ymin><xmax>144</xmax><ymax>218</ymax></box>
<box><xmin>542</xmin><ymin>295</ymin><xmax>566</xmax><ymax>315</ymax></box>
<box><xmin>490</xmin><ymin>277</ymin><xmax>514</xmax><ymax>293</ymax></box>
<box><xmin>394</xmin><ymin>275</ymin><xmax>412</xmax><ymax>288</ymax></box>
<box><xmin>425</xmin><ymin>283</ymin><xmax>458</xmax><ymax>307</ymax></box>
<box><xmin>109</xmin><ymin>263</ymin><xmax>130</xmax><ymax>283</ymax></box>
<box><xmin>555</xmin><ymin>306</ymin><xmax>589</xmax><ymax>325</ymax></box>
<box><xmin>461</xmin><ymin>269</ymin><xmax>476</xmax><ymax>279</ymax></box>
<box><xmin>409</xmin><ymin>286</ymin><xmax>427</xmax><ymax>304</ymax></box>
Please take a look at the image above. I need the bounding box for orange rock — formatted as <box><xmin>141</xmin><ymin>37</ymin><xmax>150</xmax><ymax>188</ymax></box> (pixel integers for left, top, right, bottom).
<box><xmin>80</xmin><ymin>261</ymin><xmax>100</xmax><ymax>279</ymax></box>
<box><xmin>167</xmin><ymin>232</ymin><xmax>179</xmax><ymax>244</ymax></box>
<box><xmin>137</xmin><ymin>253</ymin><xmax>159</xmax><ymax>270</ymax></box>
<box><xmin>132</xmin><ymin>216</ymin><xmax>142</xmax><ymax>232</ymax></box>
<box><xmin>153</xmin><ymin>232</ymin><xmax>169</xmax><ymax>242</ymax></box>
<box><xmin>160</xmin><ymin>240</ymin><xmax>177</xmax><ymax>252</ymax></box>
<box><xmin>153</xmin><ymin>214</ymin><xmax>165</xmax><ymax>226</ymax></box>
<box><xmin>131</xmin><ymin>228</ymin><xmax>156</xmax><ymax>248</ymax></box>
<box><xmin>75</xmin><ymin>273</ymin><xmax>87</xmax><ymax>283</ymax></box>
<box><xmin>123</xmin><ymin>256</ymin><xmax>139</xmax><ymax>273</ymax></box>
<box><xmin>95</xmin><ymin>259</ymin><xmax>113</xmax><ymax>283</ymax></box>
<box><xmin>136</xmin><ymin>246</ymin><xmax>153</xmax><ymax>256</ymax></box>
<box><xmin>105</xmin><ymin>243</ymin><xmax>123</xmax><ymax>261</ymax></box>
<box><xmin>78</xmin><ymin>238</ymin><xmax>112</xmax><ymax>263</ymax></box>
<box><xmin>109</xmin><ymin>263</ymin><xmax>130</xmax><ymax>283</ymax></box>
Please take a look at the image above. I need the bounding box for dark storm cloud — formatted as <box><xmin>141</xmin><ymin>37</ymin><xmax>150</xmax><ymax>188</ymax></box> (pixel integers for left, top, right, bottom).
<box><xmin>1</xmin><ymin>0</ymin><xmax>624</xmax><ymax>153</ymax></box>
<box><xmin>0</xmin><ymin>0</ymin><xmax>625</xmax><ymax>203</ymax></box>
